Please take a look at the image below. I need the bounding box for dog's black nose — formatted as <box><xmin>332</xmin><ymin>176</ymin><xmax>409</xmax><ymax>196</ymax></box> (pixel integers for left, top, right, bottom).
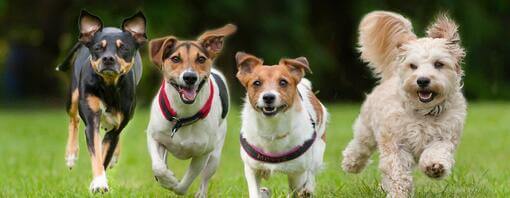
<box><xmin>417</xmin><ymin>77</ymin><xmax>431</xmax><ymax>88</ymax></box>
<box><xmin>183</xmin><ymin>72</ymin><xmax>198</xmax><ymax>85</ymax></box>
<box><xmin>262</xmin><ymin>93</ymin><xmax>276</xmax><ymax>104</ymax></box>
<box><xmin>102</xmin><ymin>56</ymin><xmax>115</xmax><ymax>66</ymax></box>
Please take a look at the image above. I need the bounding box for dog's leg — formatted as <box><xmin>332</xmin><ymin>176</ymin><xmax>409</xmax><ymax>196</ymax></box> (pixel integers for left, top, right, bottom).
<box><xmin>244</xmin><ymin>165</ymin><xmax>270</xmax><ymax>198</ymax></box>
<box><xmin>288</xmin><ymin>171</ymin><xmax>314</xmax><ymax>198</ymax></box>
<box><xmin>342</xmin><ymin>117</ymin><xmax>377</xmax><ymax>173</ymax></box>
<box><xmin>65</xmin><ymin>89</ymin><xmax>80</xmax><ymax>169</ymax></box>
<box><xmin>419</xmin><ymin>141</ymin><xmax>455</xmax><ymax>179</ymax></box>
<box><xmin>172</xmin><ymin>154</ymin><xmax>209</xmax><ymax>195</ymax></box>
<box><xmin>82</xmin><ymin>96</ymin><xmax>108</xmax><ymax>193</ymax></box>
<box><xmin>378</xmin><ymin>140</ymin><xmax>414</xmax><ymax>198</ymax></box>
<box><xmin>101</xmin><ymin>130</ymin><xmax>121</xmax><ymax>169</ymax></box>
<box><xmin>195</xmin><ymin>133</ymin><xmax>226</xmax><ymax>198</ymax></box>
<box><xmin>108</xmin><ymin>142</ymin><xmax>121</xmax><ymax>169</ymax></box>
<box><xmin>147</xmin><ymin>131</ymin><xmax>178</xmax><ymax>189</ymax></box>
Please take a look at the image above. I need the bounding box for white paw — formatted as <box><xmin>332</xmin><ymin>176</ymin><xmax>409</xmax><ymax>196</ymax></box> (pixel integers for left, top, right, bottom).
<box><xmin>65</xmin><ymin>154</ymin><xmax>78</xmax><ymax>169</ymax></box>
<box><xmin>154</xmin><ymin>168</ymin><xmax>179</xmax><ymax>190</ymax></box>
<box><xmin>89</xmin><ymin>174</ymin><xmax>109</xmax><ymax>193</ymax></box>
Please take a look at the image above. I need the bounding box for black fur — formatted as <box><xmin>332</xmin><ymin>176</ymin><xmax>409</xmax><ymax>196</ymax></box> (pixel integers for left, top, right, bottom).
<box><xmin>59</xmin><ymin>10</ymin><xmax>146</xmax><ymax>170</ymax></box>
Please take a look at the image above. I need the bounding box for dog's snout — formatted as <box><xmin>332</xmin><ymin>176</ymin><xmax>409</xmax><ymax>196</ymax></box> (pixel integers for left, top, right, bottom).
<box><xmin>102</xmin><ymin>56</ymin><xmax>115</xmax><ymax>66</ymax></box>
<box><xmin>183</xmin><ymin>72</ymin><xmax>198</xmax><ymax>85</ymax></box>
<box><xmin>417</xmin><ymin>77</ymin><xmax>431</xmax><ymax>88</ymax></box>
<box><xmin>262</xmin><ymin>93</ymin><xmax>276</xmax><ymax>104</ymax></box>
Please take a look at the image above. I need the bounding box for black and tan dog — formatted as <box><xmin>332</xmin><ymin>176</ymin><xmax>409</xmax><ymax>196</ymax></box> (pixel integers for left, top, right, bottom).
<box><xmin>57</xmin><ymin>10</ymin><xmax>147</xmax><ymax>193</ymax></box>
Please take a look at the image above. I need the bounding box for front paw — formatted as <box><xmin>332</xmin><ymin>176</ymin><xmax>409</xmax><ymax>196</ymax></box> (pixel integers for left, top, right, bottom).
<box><xmin>423</xmin><ymin>162</ymin><xmax>448</xmax><ymax>179</ymax></box>
<box><xmin>154</xmin><ymin>170</ymin><xmax>179</xmax><ymax>190</ymax></box>
<box><xmin>89</xmin><ymin>174</ymin><xmax>109</xmax><ymax>193</ymax></box>
<box><xmin>65</xmin><ymin>153</ymin><xmax>78</xmax><ymax>169</ymax></box>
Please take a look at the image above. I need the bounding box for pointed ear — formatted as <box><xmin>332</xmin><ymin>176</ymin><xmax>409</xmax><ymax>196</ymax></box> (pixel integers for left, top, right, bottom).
<box><xmin>198</xmin><ymin>24</ymin><xmax>237</xmax><ymax>59</ymax></box>
<box><xmin>78</xmin><ymin>10</ymin><xmax>103</xmax><ymax>44</ymax></box>
<box><xmin>426</xmin><ymin>13</ymin><xmax>466</xmax><ymax>74</ymax></box>
<box><xmin>122</xmin><ymin>11</ymin><xmax>147</xmax><ymax>45</ymax></box>
<box><xmin>279</xmin><ymin>57</ymin><xmax>311</xmax><ymax>82</ymax></box>
<box><xmin>235</xmin><ymin>52</ymin><xmax>262</xmax><ymax>84</ymax></box>
<box><xmin>148</xmin><ymin>36</ymin><xmax>177</xmax><ymax>68</ymax></box>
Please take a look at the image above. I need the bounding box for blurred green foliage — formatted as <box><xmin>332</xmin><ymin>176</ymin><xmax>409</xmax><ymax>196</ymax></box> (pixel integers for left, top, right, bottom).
<box><xmin>0</xmin><ymin>0</ymin><xmax>509</xmax><ymax>105</ymax></box>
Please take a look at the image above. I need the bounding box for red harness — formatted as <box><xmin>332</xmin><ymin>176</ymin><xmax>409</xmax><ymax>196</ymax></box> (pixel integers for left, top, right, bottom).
<box><xmin>159</xmin><ymin>79</ymin><xmax>214</xmax><ymax>137</ymax></box>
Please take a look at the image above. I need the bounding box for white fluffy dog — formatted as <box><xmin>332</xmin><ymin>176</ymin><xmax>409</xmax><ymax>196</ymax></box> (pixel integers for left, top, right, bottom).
<box><xmin>341</xmin><ymin>11</ymin><xmax>467</xmax><ymax>197</ymax></box>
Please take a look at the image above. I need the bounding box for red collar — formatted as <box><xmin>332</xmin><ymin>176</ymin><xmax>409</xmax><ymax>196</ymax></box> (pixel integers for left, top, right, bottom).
<box><xmin>158</xmin><ymin>79</ymin><xmax>214</xmax><ymax>137</ymax></box>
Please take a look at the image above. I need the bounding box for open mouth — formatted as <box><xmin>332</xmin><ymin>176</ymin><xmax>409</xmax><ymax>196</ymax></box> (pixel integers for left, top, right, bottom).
<box><xmin>170</xmin><ymin>81</ymin><xmax>198</xmax><ymax>104</ymax></box>
<box><xmin>259</xmin><ymin>105</ymin><xmax>286</xmax><ymax>116</ymax></box>
<box><xmin>417</xmin><ymin>90</ymin><xmax>436</xmax><ymax>103</ymax></box>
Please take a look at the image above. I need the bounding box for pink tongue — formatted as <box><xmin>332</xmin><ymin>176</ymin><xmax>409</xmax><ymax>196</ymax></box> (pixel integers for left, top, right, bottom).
<box><xmin>180</xmin><ymin>87</ymin><xmax>197</xmax><ymax>101</ymax></box>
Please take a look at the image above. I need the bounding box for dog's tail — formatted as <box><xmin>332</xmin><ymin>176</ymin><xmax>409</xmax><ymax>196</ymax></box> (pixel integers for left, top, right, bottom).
<box><xmin>358</xmin><ymin>11</ymin><xmax>416</xmax><ymax>80</ymax></box>
<box><xmin>55</xmin><ymin>42</ymin><xmax>82</xmax><ymax>72</ymax></box>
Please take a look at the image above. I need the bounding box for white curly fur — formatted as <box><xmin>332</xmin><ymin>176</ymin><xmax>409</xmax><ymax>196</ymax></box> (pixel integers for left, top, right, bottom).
<box><xmin>342</xmin><ymin>11</ymin><xmax>467</xmax><ymax>198</ymax></box>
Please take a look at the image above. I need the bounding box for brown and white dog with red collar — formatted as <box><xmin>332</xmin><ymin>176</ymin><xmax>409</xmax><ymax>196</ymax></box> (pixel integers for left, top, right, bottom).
<box><xmin>146</xmin><ymin>24</ymin><xmax>235</xmax><ymax>197</ymax></box>
<box><xmin>235</xmin><ymin>52</ymin><xmax>328</xmax><ymax>198</ymax></box>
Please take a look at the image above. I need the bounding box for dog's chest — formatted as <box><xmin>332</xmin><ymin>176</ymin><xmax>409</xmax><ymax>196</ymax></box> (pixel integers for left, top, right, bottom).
<box><xmin>153</xmin><ymin>121</ymin><xmax>218</xmax><ymax>159</ymax></box>
<box><xmin>400</xmin><ymin>119</ymin><xmax>446</xmax><ymax>156</ymax></box>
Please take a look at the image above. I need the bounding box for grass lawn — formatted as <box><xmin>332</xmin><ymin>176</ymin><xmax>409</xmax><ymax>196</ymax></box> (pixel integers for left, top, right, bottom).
<box><xmin>0</xmin><ymin>102</ymin><xmax>509</xmax><ymax>197</ymax></box>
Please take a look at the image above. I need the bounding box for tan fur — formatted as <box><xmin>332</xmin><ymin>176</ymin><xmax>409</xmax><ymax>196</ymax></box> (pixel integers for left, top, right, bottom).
<box><xmin>91</xmin><ymin>130</ymin><xmax>104</xmax><ymax>177</ymax></box>
<box><xmin>308</xmin><ymin>92</ymin><xmax>325</xmax><ymax>141</ymax></box>
<box><xmin>87</xmin><ymin>95</ymin><xmax>101</xmax><ymax>112</ymax></box>
<box><xmin>237</xmin><ymin>54</ymin><xmax>309</xmax><ymax>111</ymax></box>
<box><xmin>65</xmin><ymin>89</ymin><xmax>80</xmax><ymax>167</ymax></box>
<box><xmin>426</xmin><ymin>13</ymin><xmax>466</xmax><ymax>75</ymax></box>
<box><xmin>343</xmin><ymin>11</ymin><xmax>467</xmax><ymax>198</ymax></box>
<box><xmin>358</xmin><ymin>11</ymin><xmax>417</xmax><ymax>80</ymax></box>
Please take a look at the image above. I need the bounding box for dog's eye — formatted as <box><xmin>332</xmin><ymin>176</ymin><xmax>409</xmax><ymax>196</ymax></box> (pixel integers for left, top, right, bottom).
<box><xmin>434</xmin><ymin>61</ymin><xmax>444</xmax><ymax>69</ymax></box>
<box><xmin>93</xmin><ymin>45</ymin><xmax>104</xmax><ymax>53</ymax></box>
<box><xmin>196</xmin><ymin>56</ymin><xmax>207</xmax><ymax>64</ymax></box>
<box><xmin>409</xmin><ymin>64</ymin><xmax>418</xmax><ymax>70</ymax></box>
<box><xmin>253</xmin><ymin>80</ymin><xmax>262</xmax><ymax>87</ymax></box>
<box><xmin>279</xmin><ymin>79</ymin><xmax>288</xmax><ymax>87</ymax></box>
<box><xmin>170</xmin><ymin>56</ymin><xmax>181</xmax><ymax>63</ymax></box>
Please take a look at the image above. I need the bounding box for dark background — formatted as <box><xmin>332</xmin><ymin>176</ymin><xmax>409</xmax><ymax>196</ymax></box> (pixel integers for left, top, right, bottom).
<box><xmin>1</xmin><ymin>0</ymin><xmax>509</xmax><ymax>106</ymax></box>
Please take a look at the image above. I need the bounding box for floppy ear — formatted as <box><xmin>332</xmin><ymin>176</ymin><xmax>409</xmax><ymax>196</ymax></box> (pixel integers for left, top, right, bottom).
<box><xmin>198</xmin><ymin>24</ymin><xmax>237</xmax><ymax>59</ymax></box>
<box><xmin>279</xmin><ymin>57</ymin><xmax>311</xmax><ymax>82</ymax></box>
<box><xmin>358</xmin><ymin>11</ymin><xmax>417</xmax><ymax>80</ymax></box>
<box><xmin>78</xmin><ymin>10</ymin><xmax>103</xmax><ymax>44</ymax></box>
<box><xmin>235</xmin><ymin>52</ymin><xmax>262</xmax><ymax>85</ymax></box>
<box><xmin>122</xmin><ymin>11</ymin><xmax>148</xmax><ymax>45</ymax></box>
<box><xmin>426</xmin><ymin>13</ymin><xmax>465</xmax><ymax>75</ymax></box>
<box><xmin>148</xmin><ymin>36</ymin><xmax>178</xmax><ymax>68</ymax></box>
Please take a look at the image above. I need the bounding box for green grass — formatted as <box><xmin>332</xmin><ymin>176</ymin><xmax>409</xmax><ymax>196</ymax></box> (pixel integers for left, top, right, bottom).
<box><xmin>0</xmin><ymin>102</ymin><xmax>509</xmax><ymax>197</ymax></box>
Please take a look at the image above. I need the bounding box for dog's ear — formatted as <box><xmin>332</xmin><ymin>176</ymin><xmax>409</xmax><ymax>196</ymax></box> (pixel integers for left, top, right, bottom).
<box><xmin>78</xmin><ymin>10</ymin><xmax>103</xmax><ymax>44</ymax></box>
<box><xmin>148</xmin><ymin>36</ymin><xmax>178</xmax><ymax>68</ymax></box>
<box><xmin>280</xmin><ymin>57</ymin><xmax>311</xmax><ymax>82</ymax></box>
<box><xmin>358</xmin><ymin>11</ymin><xmax>417</xmax><ymax>80</ymax></box>
<box><xmin>236</xmin><ymin>52</ymin><xmax>262</xmax><ymax>85</ymax></box>
<box><xmin>198</xmin><ymin>24</ymin><xmax>237</xmax><ymax>59</ymax></box>
<box><xmin>122</xmin><ymin>11</ymin><xmax>148</xmax><ymax>45</ymax></box>
<box><xmin>426</xmin><ymin>13</ymin><xmax>466</xmax><ymax>75</ymax></box>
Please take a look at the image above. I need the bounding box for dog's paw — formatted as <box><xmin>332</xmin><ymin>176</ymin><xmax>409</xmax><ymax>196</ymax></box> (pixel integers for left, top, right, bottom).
<box><xmin>89</xmin><ymin>174</ymin><xmax>109</xmax><ymax>193</ymax></box>
<box><xmin>296</xmin><ymin>189</ymin><xmax>313</xmax><ymax>198</ymax></box>
<box><xmin>108</xmin><ymin>155</ymin><xmax>119</xmax><ymax>169</ymax></box>
<box><xmin>260</xmin><ymin>187</ymin><xmax>271</xmax><ymax>198</ymax></box>
<box><xmin>424</xmin><ymin>163</ymin><xmax>447</xmax><ymax>179</ymax></box>
<box><xmin>154</xmin><ymin>169</ymin><xmax>179</xmax><ymax>190</ymax></box>
<box><xmin>65</xmin><ymin>154</ymin><xmax>78</xmax><ymax>169</ymax></box>
<box><xmin>341</xmin><ymin>156</ymin><xmax>369</xmax><ymax>173</ymax></box>
<box><xmin>195</xmin><ymin>191</ymin><xmax>206</xmax><ymax>198</ymax></box>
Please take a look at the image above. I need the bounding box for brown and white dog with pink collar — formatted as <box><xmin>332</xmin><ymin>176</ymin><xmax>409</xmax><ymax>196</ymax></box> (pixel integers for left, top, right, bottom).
<box><xmin>146</xmin><ymin>24</ymin><xmax>235</xmax><ymax>197</ymax></box>
<box><xmin>236</xmin><ymin>52</ymin><xmax>328</xmax><ymax>197</ymax></box>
